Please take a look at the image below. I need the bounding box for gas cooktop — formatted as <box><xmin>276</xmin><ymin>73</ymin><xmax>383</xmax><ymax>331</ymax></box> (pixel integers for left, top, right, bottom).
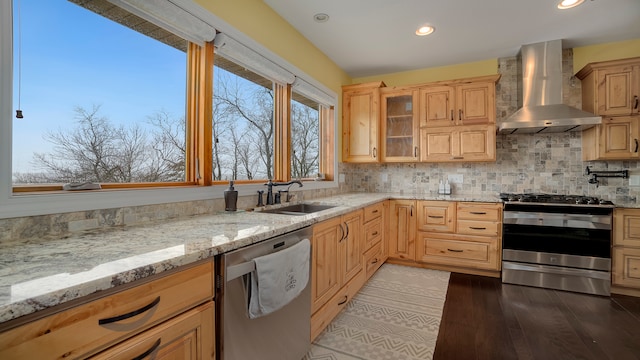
<box><xmin>499</xmin><ymin>193</ymin><xmax>614</xmax><ymax>206</ymax></box>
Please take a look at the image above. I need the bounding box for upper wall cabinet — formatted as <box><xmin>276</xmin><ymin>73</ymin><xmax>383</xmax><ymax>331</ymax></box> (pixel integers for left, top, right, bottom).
<box><xmin>577</xmin><ymin>57</ymin><xmax>640</xmax><ymax>161</ymax></box>
<box><xmin>419</xmin><ymin>77</ymin><xmax>498</xmax><ymax>127</ymax></box>
<box><xmin>577</xmin><ymin>57</ymin><xmax>640</xmax><ymax>117</ymax></box>
<box><xmin>380</xmin><ymin>88</ymin><xmax>420</xmax><ymax>162</ymax></box>
<box><xmin>342</xmin><ymin>81</ymin><xmax>385</xmax><ymax>163</ymax></box>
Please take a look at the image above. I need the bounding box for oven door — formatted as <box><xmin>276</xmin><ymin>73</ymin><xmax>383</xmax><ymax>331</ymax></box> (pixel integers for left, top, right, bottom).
<box><xmin>502</xmin><ymin>205</ymin><xmax>612</xmax><ymax>265</ymax></box>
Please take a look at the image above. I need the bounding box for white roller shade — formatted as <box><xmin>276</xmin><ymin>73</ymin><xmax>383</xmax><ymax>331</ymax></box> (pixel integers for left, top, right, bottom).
<box><xmin>214</xmin><ymin>33</ymin><xmax>296</xmax><ymax>85</ymax></box>
<box><xmin>292</xmin><ymin>77</ymin><xmax>336</xmax><ymax>107</ymax></box>
<box><xmin>107</xmin><ymin>0</ymin><xmax>216</xmax><ymax>45</ymax></box>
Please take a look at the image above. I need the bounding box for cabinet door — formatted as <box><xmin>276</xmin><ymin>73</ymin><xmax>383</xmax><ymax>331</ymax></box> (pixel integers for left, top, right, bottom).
<box><xmin>342</xmin><ymin>84</ymin><xmax>382</xmax><ymax>163</ymax></box>
<box><xmin>90</xmin><ymin>303</ymin><xmax>215</xmax><ymax>360</ymax></box>
<box><xmin>456</xmin><ymin>82</ymin><xmax>495</xmax><ymax>125</ymax></box>
<box><xmin>341</xmin><ymin>211</ymin><xmax>363</xmax><ymax>285</ymax></box>
<box><xmin>597</xmin><ymin>65</ymin><xmax>640</xmax><ymax>116</ymax></box>
<box><xmin>420</xmin><ymin>127</ymin><xmax>454</xmax><ymax>161</ymax></box>
<box><xmin>381</xmin><ymin>90</ymin><xmax>420</xmax><ymax>162</ymax></box>
<box><xmin>388</xmin><ymin>200</ymin><xmax>416</xmax><ymax>260</ymax></box>
<box><xmin>613</xmin><ymin>247</ymin><xmax>640</xmax><ymax>289</ymax></box>
<box><xmin>457</xmin><ymin>125</ymin><xmax>496</xmax><ymax>161</ymax></box>
<box><xmin>420</xmin><ymin>125</ymin><xmax>495</xmax><ymax>162</ymax></box>
<box><xmin>311</xmin><ymin>217</ymin><xmax>342</xmax><ymax>313</ymax></box>
<box><xmin>614</xmin><ymin>208</ymin><xmax>640</xmax><ymax>247</ymax></box>
<box><xmin>417</xmin><ymin>201</ymin><xmax>455</xmax><ymax>233</ymax></box>
<box><xmin>420</xmin><ymin>86</ymin><xmax>455</xmax><ymax>127</ymax></box>
<box><xmin>600</xmin><ymin>117</ymin><xmax>639</xmax><ymax>159</ymax></box>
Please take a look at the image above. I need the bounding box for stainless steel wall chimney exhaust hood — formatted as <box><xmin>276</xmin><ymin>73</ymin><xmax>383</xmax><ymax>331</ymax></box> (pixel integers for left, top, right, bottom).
<box><xmin>498</xmin><ymin>40</ymin><xmax>602</xmax><ymax>134</ymax></box>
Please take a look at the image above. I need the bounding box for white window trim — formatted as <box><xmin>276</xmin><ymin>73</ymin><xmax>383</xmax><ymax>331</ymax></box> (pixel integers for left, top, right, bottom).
<box><xmin>0</xmin><ymin>0</ymin><xmax>339</xmax><ymax>219</ymax></box>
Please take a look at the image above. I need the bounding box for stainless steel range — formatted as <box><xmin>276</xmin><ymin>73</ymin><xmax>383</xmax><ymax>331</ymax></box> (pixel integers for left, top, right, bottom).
<box><xmin>500</xmin><ymin>193</ymin><xmax>614</xmax><ymax>296</ymax></box>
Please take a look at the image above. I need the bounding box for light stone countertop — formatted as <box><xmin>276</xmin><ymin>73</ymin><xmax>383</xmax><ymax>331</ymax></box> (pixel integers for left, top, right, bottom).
<box><xmin>0</xmin><ymin>192</ymin><xmax>501</xmax><ymax>325</ymax></box>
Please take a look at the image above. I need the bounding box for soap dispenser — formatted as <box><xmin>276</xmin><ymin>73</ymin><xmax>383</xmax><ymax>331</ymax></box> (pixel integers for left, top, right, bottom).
<box><xmin>224</xmin><ymin>181</ymin><xmax>238</xmax><ymax>211</ymax></box>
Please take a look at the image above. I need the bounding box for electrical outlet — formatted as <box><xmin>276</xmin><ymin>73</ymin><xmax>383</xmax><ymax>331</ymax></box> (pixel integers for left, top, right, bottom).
<box><xmin>381</xmin><ymin>173</ymin><xmax>388</xmax><ymax>182</ymax></box>
<box><xmin>630</xmin><ymin>175</ymin><xmax>640</xmax><ymax>186</ymax></box>
<box><xmin>339</xmin><ymin>174</ymin><xmax>345</xmax><ymax>183</ymax></box>
<box><xmin>448</xmin><ymin>174</ymin><xmax>463</xmax><ymax>184</ymax></box>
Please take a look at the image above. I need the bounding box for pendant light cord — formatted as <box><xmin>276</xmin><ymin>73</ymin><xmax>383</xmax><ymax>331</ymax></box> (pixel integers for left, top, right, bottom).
<box><xmin>16</xmin><ymin>0</ymin><xmax>23</xmax><ymax>119</ymax></box>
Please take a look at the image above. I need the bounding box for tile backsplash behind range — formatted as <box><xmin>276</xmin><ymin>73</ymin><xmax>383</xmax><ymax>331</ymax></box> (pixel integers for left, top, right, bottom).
<box><xmin>339</xmin><ymin>50</ymin><xmax>639</xmax><ymax>206</ymax></box>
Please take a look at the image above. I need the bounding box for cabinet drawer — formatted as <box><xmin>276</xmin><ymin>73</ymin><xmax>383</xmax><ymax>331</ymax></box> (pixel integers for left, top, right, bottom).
<box><xmin>363</xmin><ymin>241</ymin><xmax>384</xmax><ymax>280</ymax></box>
<box><xmin>90</xmin><ymin>302</ymin><xmax>215</xmax><ymax>360</ymax></box>
<box><xmin>364</xmin><ymin>217</ymin><xmax>383</xmax><ymax>249</ymax></box>
<box><xmin>363</xmin><ymin>202</ymin><xmax>384</xmax><ymax>223</ymax></box>
<box><xmin>614</xmin><ymin>208</ymin><xmax>640</xmax><ymax>247</ymax></box>
<box><xmin>0</xmin><ymin>262</ymin><xmax>214</xmax><ymax>360</ymax></box>
<box><xmin>457</xmin><ymin>202</ymin><xmax>501</xmax><ymax>221</ymax></box>
<box><xmin>425</xmin><ymin>238</ymin><xmax>490</xmax><ymax>262</ymax></box>
<box><xmin>613</xmin><ymin>247</ymin><xmax>640</xmax><ymax>289</ymax></box>
<box><xmin>457</xmin><ymin>220</ymin><xmax>499</xmax><ymax>237</ymax></box>
<box><xmin>311</xmin><ymin>270</ymin><xmax>365</xmax><ymax>341</ymax></box>
<box><xmin>416</xmin><ymin>233</ymin><xmax>499</xmax><ymax>270</ymax></box>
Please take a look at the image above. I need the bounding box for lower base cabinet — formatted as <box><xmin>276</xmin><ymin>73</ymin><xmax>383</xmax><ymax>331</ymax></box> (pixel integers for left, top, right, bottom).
<box><xmin>0</xmin><ymin>262</ymin><xmax>215</xmax><ymax>360</ymax></box>
<box><xmin>91</xmin><ymin>302</ymin><xmax>214</xmax><ymax>360</ymax></box>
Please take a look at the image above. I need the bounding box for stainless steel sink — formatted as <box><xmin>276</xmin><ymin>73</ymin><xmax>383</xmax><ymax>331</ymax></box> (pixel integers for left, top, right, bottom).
<box><xmin>260</xmin><ymin>203</ymin><xmax>336</xmax><ymax>215</ymax></box>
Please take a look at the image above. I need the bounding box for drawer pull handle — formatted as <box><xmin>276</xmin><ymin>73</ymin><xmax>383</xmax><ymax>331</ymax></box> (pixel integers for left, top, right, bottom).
<box><xmin>372</xmin><ymin>231</ymin><xmax>379</xmax><ymax>236</ymax></box>
<box><xmin>371</xmin><ymin>258</ymin><xmax>379</xmax><ymax>265</ymax></box>
<box><xmin>337</xmin><ymin>295</ymin><xmax>348</xmax><ymax>306</ymax></box>
<box><xmin>428</xmin><ymin>215</ymin><xmax>444</xmax><ymax>218</ymax></box>
<box><xmin>447</xmin><ymin>248</ymin><xmax>463</xmax><ymax>253</ymax></box>
<box><xmin>372</xmin><ymin>209</ymin><xmax>379</xmax><ymax>214</ymax></box>
<box><xmin>469</xmin><ymin>211</ymin><xmax>487</xmax><ymax>215</ymax></box>
<box><xmin>469</xmin><ymin>226</ymin><xmax>487</xmax><ymax>230</ymax></box>
<box><xmin>133</xmin><ymin>339</ymin><xmax>162</xmax><ymax>360</ymax></box>
<box><xmin>98</xmin><ymin>296</ymin><xmax>161</xmax><ymax>325</ymax></box>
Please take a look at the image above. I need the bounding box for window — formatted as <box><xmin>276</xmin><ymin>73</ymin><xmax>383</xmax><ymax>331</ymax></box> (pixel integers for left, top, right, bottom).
<box><xmin>291</xmin><ymin>91</ymin><xmax>320</xmax><ymax>179</ymax></box>
<box><xmin>11</xmin><ymin>0</ymin><xmax>188</xmax><ymax>186</ymax></box>
<box><xmin>5</xmin><ymin>0</ymin><xmax>336</xmax><ymax>201</ymax></box>
<box><xmin>213</xmin><ymin>55</ymin><xmax>274</xmax><ymax>181</ymax></box>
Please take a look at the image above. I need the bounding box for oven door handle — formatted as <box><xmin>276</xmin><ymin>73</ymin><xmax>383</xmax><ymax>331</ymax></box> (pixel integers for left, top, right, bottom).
<box><xmin>502</xmin><ymin>261</ymin><xmax>610</xmax><ymax>280</ymax></box>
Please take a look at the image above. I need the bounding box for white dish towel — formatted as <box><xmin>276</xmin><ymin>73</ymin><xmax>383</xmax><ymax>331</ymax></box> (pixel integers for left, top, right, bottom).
<box><xmin>248</xmin><ymin>238</ymin><xmax>310</xmax><ymax>319</ymax></box>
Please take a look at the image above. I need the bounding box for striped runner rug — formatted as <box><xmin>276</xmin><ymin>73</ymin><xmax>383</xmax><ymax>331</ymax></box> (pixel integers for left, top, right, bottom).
<box><xmin>304</xmin><ymin>264</ymin><xmax>450</xmax><ymax>360</ymax></box>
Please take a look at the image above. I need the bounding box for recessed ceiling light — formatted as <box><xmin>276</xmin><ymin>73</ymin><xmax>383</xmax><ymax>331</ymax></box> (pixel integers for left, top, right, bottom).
<box><xmin>415</xmin><ymin>25</ymin><xmax>435</xmax><ymax>36</ymax></box>
<box><xmin>313</xmin><ymin>13</ymin><xmax>329</xmax><ymax>23</ymax></box>
<box><xmin>557</xmin><ymin>0</ymin><xmax>585</xmax><ymax>9</ymax></box>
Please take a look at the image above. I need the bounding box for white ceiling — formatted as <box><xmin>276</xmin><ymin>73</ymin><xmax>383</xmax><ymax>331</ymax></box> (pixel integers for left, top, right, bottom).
<box><xmin>263</xmin><ymin>0</ymin><xmax>640</xmax><ymax>78</ymax></box>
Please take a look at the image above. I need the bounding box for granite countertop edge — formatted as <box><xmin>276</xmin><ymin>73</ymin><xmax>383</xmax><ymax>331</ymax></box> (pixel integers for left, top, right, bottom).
<box><xmin>0</xmin><ymin>192</ymin><xmax>520</xmax><ymax>325</ymax></box>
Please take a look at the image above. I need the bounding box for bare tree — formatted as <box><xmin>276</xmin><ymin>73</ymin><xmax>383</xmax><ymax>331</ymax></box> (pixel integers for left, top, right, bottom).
<box><xmin>31</xmin><ymin>105</ymin><xmax>183</xmax><ymax>183</ymax></box>
<box><xmin>291</xmin><ymin>102</ymin><xmax>319</xmax><ymax>178</ymax></box>
<box><xmin>214</xmin><ymin>75</ymin><xmax>274</xmax><ymax>180</ymax></box>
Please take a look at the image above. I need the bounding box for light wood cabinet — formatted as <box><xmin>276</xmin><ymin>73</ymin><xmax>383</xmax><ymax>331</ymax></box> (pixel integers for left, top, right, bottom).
<box><xmin>380</xmin><ymin>89</ymin><xmax>420</xmax><ymax>162</ymax></box>
<box><xmin>90</xmin><ymin>303</ymin><xmax>214</xmax><ymax>360</ymax></box>
<box><xmin>342</xmin><ymin>82</ymin><xmax>385</xmax><ymax>163</ymax></box>
<box><xmin>577</xmin><ymin>57</ymin><xmax>640</xmax><ymax>117</ymax></box>
<box><xmin>577</xmin><ymin>57</ymin><xmax>640</xmax><ymax>161</ymax></box>
<box><xmin>0</xmin><ymin>262</ymin><xmax>215</xmax><ymax>360</ymax></box>
<box><xmin>417</xmin><ymin>200</ymin><xmax>456</xmax><ymax>233</ymax></box>
<box><xmin>419</xmin><ymin>80</ymin><xmax>496</xmax><ymax>127</ymax></box>
<box><xmin>362</xmin><ymin>202</ymin><xmax>386</xmax><ymax>280</ymax></box>
<box><xmin>311</xmin><ymin>210</ymin><xmax>364</xmax><ymax>338</ymax></box>
<box><xmin>420</xmin><ymin>124</ymin><xmax>496</xmax><ymax>162</ymax></box>
<box><xmin>388</xmin><ymin>200</ymin><xmax>416</xmax><ymax>261</ymax></box>
<box><xmin>613</xmin><ymin>208</ymin><xmax>640</xmax><ymax>293</ymax></box>
<box><xmin>415</xmin><ymin>202</ymin><xmax>502</xmax><ymax>274</ymax></box>
<box><xmin>582</xmin><ymin>116</ymin><xmax>639</xmax><ymax>160</ymax></box>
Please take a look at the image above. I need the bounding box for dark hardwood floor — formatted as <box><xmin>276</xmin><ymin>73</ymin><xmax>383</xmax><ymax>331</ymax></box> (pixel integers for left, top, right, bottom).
<box><xmin>434</xmin><ymin>273</ymin><xmax>640</xmax><ymax>360</ymax></box>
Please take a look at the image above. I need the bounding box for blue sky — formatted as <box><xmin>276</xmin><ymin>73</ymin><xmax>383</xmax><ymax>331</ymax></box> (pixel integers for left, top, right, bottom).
<box><xmin>12</xmin><ymin>0</ymin><xmax>186</xmax><ymax>173</ymax></box>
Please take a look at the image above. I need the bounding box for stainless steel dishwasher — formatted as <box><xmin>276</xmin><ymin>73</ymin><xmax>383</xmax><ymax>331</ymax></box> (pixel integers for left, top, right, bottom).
<box><xmin>217</xmin><ymin>226</ymin><xmax>312</xmax><ymax>360</ymax></box>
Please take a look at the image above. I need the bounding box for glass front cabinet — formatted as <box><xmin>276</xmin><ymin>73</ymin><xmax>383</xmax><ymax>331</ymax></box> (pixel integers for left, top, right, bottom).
<box><xmin>380</xmin><ymin>89</ymin><xmax>420</xmax><ymax>162</ymax></box>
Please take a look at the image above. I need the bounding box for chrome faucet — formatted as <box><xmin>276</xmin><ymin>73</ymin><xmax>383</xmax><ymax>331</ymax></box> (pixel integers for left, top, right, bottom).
<box><xmin>264</xmin><ymin>180</ymin><xmax>303</xmax><ymax>205</ymax></box>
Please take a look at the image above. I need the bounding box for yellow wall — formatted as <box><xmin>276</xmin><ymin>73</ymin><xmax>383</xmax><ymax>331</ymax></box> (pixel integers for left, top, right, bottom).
<box><xmin>353</xmin><ymin>59</ymin><xmax>498</xmax><ymax>86</ymax></box>
<box><xmin>194</xmin><ymin>0</ymin><xmax>351</xmax><ymax>96</ymax></box>
<box><xmin>573</xmin><ymin>38</ymin><xmax>640</xmax><ymax>72</ymax></box>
